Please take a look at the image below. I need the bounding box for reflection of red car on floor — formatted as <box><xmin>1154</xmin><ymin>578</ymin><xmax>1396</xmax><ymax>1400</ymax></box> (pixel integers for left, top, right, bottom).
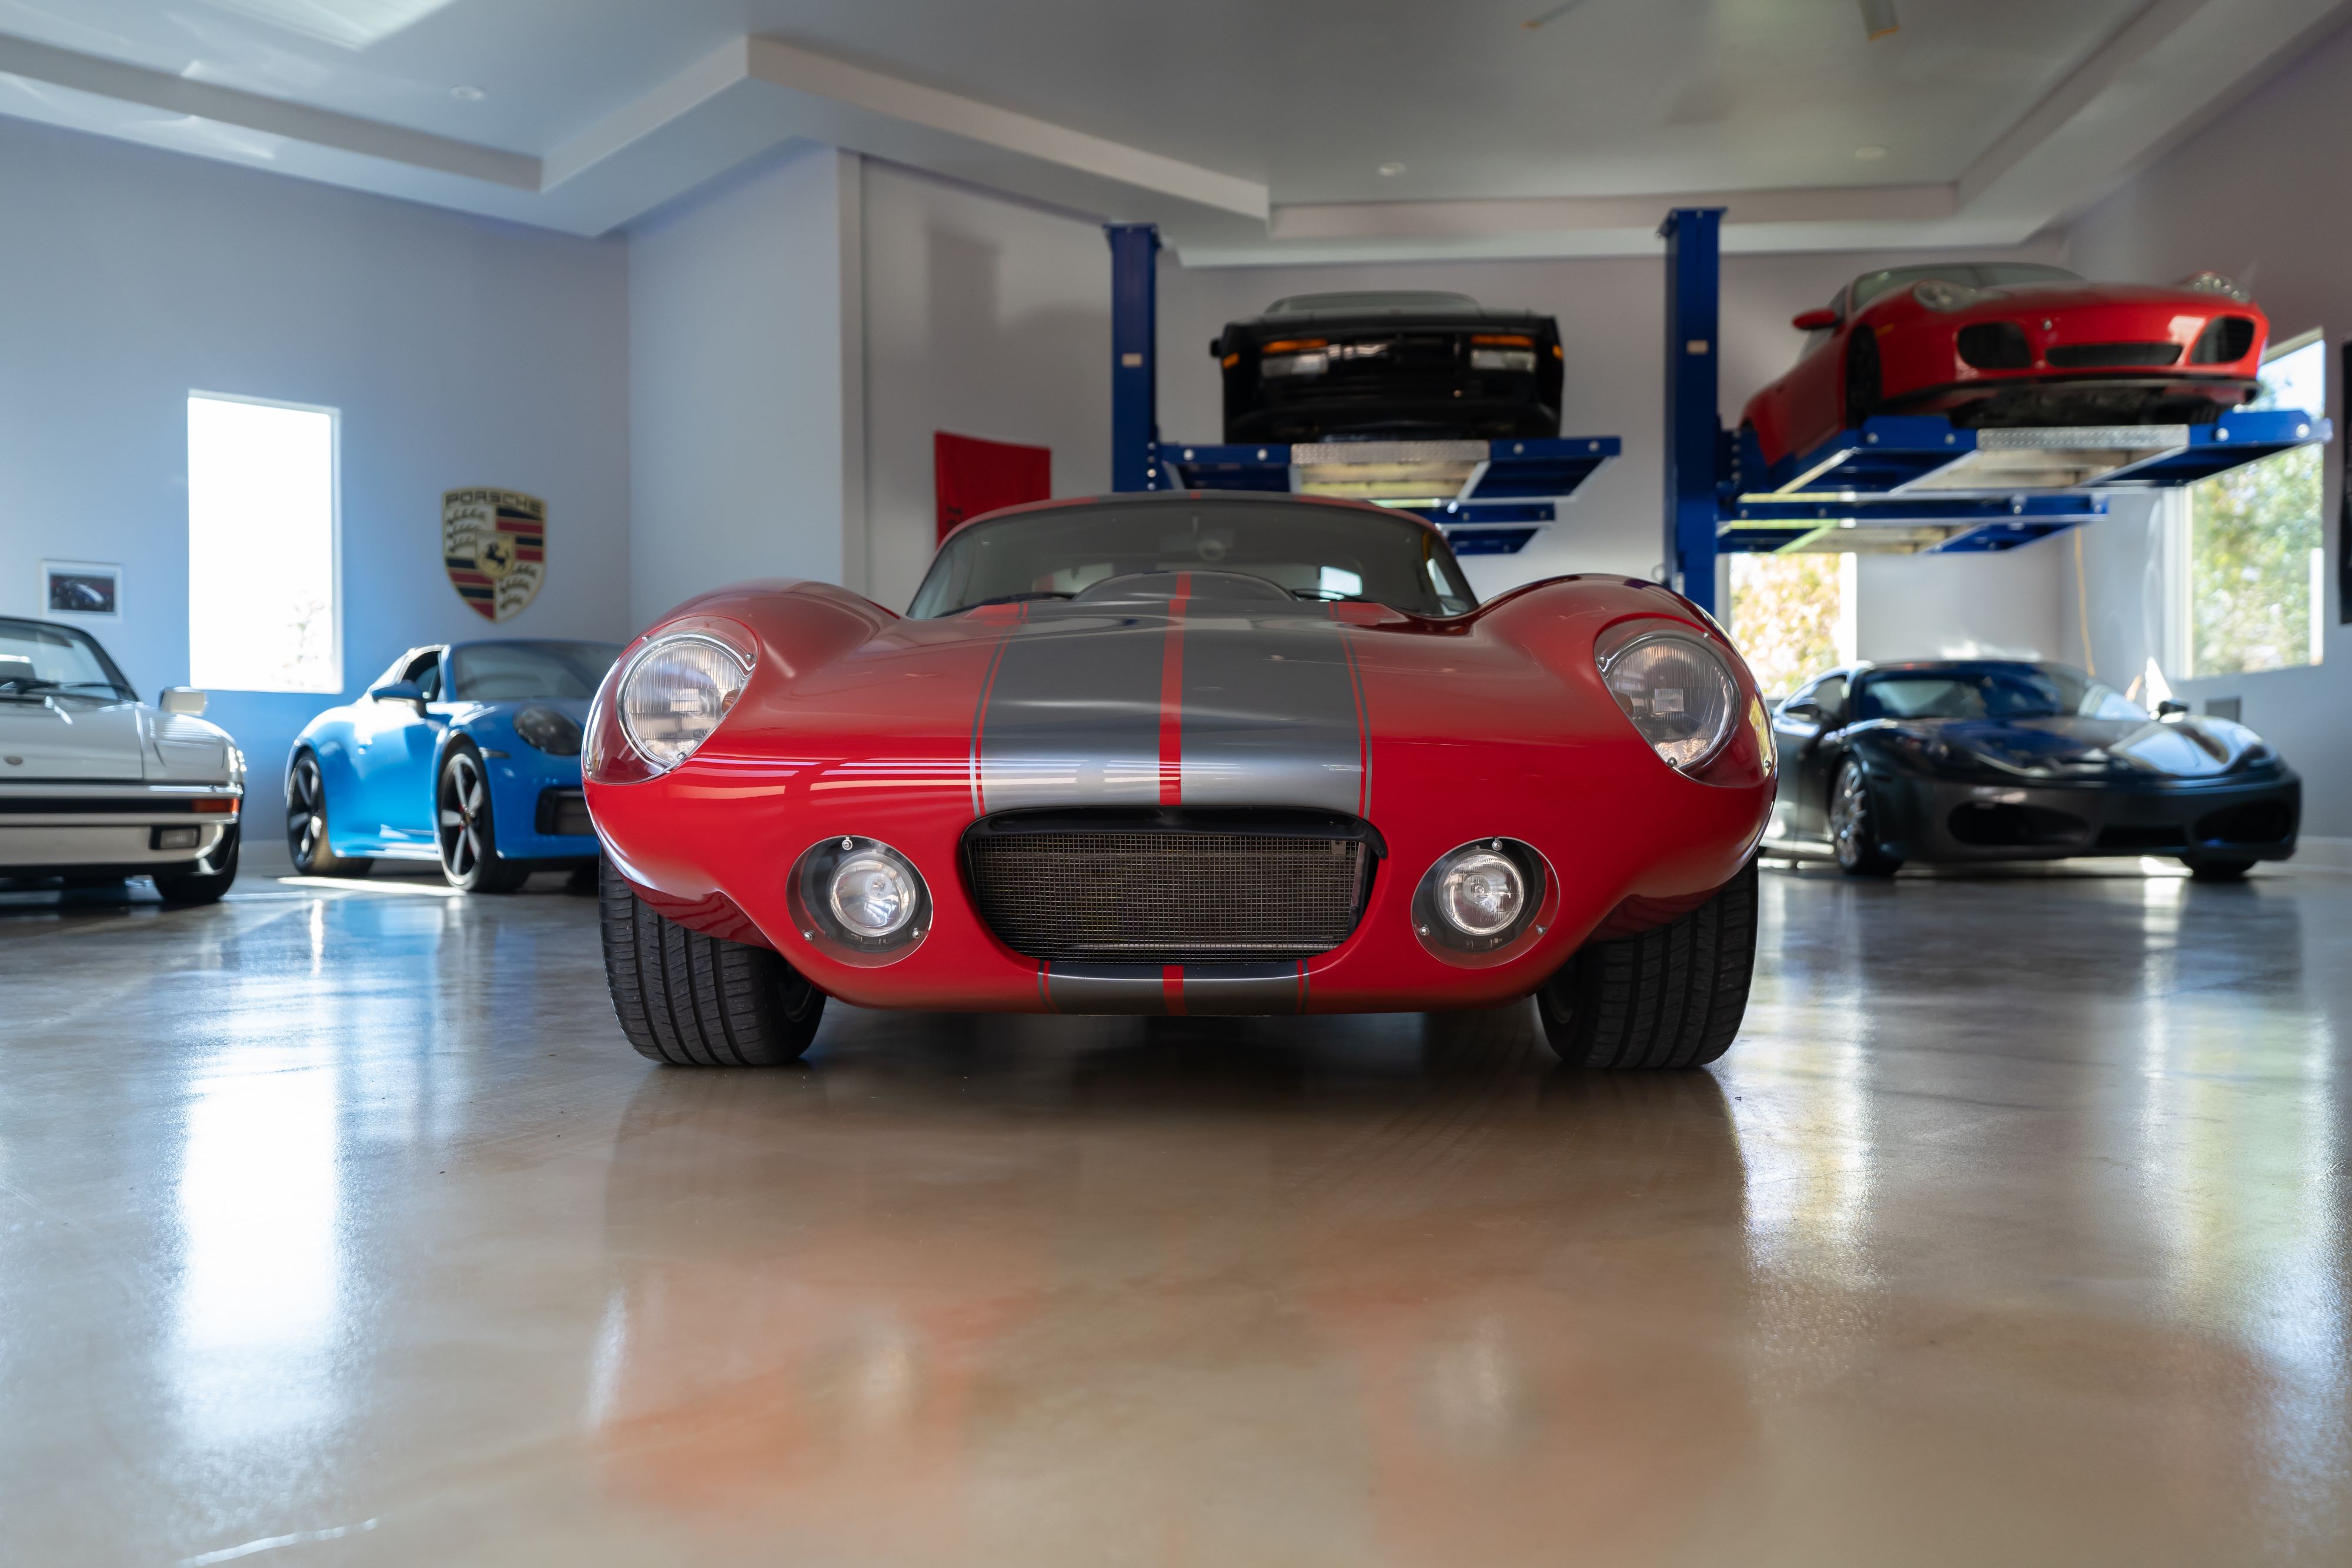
<box><xmin>1740</xmin><ymin>262</ymin><xmax>2268</xmax><ymax>472</ymax></box>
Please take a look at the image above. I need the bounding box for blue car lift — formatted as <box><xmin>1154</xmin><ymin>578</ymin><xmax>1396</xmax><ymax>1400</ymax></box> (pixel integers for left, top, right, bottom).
<box><xmin>1659</xmin><ymin>206</ymin><xmax>2331</xmax><ymax>614</ymax></box>
<box><xmin>1105</xmin><ymin>223</ymin><xmax>1621</xmax><ymax>556</ymax></box>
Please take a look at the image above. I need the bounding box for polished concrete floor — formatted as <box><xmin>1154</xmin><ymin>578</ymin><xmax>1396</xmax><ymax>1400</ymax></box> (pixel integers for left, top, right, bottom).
<box><xmin>2</xmin><ymin>859</ymin><xmax>2347</xmax><ymax>1566</ymax></box>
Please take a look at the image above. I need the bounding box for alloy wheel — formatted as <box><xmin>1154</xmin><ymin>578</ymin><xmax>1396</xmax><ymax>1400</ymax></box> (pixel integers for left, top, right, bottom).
<box><xmin>1830</xmin><ymin>763</ymin><xmax>1870</xmax><ymax>871</ymax></box>
<box><xmin>438</xmin><ymin>752</ymin><xmax>487</xmax><ymax>881</ymax></box>
<box><xmin>287</xmin><ymin>755</ymin><xmax>328</xmax><ymax>868</ymax></box>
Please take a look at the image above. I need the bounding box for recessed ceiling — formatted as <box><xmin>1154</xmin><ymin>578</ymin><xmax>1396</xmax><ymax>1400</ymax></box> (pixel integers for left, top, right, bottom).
<box><xmin>0</xmin><ymin>0</ymin><xmax>2343</xmax><ymax>260</ymax></box>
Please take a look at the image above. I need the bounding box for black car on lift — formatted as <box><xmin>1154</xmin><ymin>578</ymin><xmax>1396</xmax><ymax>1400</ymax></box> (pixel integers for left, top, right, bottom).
<box><xmin>1769</xmin><ymin>660</ymin><xmax>2299</xmax><ymax>880</ymax></box>
<box><xmin>1211</xmin><ymin>290</ymin><xmax>1563</xmax><ymax>443</ymax></box>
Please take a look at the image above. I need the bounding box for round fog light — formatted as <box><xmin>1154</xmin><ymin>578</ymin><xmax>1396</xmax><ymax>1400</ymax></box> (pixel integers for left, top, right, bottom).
<box><xmin>828</xmin><ymin>851</ymin><xmax>917</xmax><ymax>938</ymax></box>
<box><xmin>1438</xmin><ymin>851</ymin><xmax>1524</xmax><ymax>937</ymax></box>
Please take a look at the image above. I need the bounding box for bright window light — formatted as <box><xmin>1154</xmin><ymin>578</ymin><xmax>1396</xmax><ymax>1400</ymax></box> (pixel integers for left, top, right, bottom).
<box><xmin>2184</xmin><ymin>333</ymin><xmax>2325</xmax><ymax>676</ymax></box>
<box><xmin>188</xmin><ymin>394</ymin><xmax>340</xmax><ymax>694</ymax></box>
<box><xmin>1730</xmin><ymin>550</ymin><xmax>1856</xmax><ymax>698</ymax></box>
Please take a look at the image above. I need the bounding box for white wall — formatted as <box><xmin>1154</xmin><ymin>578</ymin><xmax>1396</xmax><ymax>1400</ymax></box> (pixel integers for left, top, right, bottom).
<box><xmin>0</xmin><ymin>115</ymin><xmax>631</xmax><ymax>817</ymax></box>
<box><xmin>628</xmin><ymin>142</ymin><xmax>866</xmax><ymax>625</ymax></box>
<box><xmin>2062</xmin><ymin>21</ymin><xmax>2352</xmax><ymax>835</ymax></box>
<box><xmin>861</xmin><ymin>163</ymin><xmax>1111</xmax><ymax>613</ymax></box>
<box><xmin>1855</xmin><ymin>547</ymin><xmax>2063</xmax><ymax>663</ymax></box>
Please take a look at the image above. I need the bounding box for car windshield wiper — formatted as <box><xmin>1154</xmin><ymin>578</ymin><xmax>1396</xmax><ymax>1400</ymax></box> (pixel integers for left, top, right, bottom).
<box><xmin>1289</xmin><ymin>588</ymin><xmax>1364</xmax><ymax>603</ymax></box>
<box><xmin>965</xmin><ymin>591</ymin><xmax>1077</xmax><ymax>609</ymax></box>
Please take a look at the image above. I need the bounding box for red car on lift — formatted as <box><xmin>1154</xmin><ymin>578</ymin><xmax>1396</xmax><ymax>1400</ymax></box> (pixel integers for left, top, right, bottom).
<box><xmin>1740</xmin><ymin>262</ymin><xmax>2269</xmax><ymax>474</ymax></box>
<box><xmin>582</xmin><ymin>492</ymin><xmax>1776</xmax><ymax>1072</ymax></box>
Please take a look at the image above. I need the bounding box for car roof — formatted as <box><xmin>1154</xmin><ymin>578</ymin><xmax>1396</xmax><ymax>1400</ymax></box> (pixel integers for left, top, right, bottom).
<box><xmin>938</xmin><ymin>489</ymin><xmax>1445</xmax><ymax>543</ymax></box>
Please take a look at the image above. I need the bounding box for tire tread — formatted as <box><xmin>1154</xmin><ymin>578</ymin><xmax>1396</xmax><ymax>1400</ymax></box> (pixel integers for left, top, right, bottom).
<box><xmin>1539</xmin><ymin>858</ymin><xmax>1758</xmax><ymax>1070</ymax></box>
<box><xmin>598</xmin><ymin>858</ymin><xmax>823</xmax><ymax>1066</ymax></box>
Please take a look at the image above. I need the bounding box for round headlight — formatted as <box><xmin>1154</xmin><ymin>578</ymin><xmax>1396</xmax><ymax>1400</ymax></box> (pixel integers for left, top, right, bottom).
<box><xmin>828</xmin><ymin>850</ymin><xmax>917</xmax><ymax>939</ymax></box>
<box><xmin>513</xmin><ymin>704</ymin><xmax>582</xmax><ymax>757</ymax></box>
<box><xmin>1438</xmin><ymin>851</ymin><xmax>1524</xmax><ymax>937</ymax></box>
<box><xmin>619</xmin><ymin>635</ymin><xmax>749</xmax><ymax>772</ymax></box>
<box><xmin>1599</xmin><ymin>631</ymin><xmax>1739</xmax><ymax>772</ymax></box>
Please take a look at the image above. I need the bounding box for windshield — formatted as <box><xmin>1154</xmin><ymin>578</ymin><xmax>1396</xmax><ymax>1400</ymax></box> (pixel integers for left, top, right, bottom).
<box><xmin>1264</xmin><ymin>291</ymin><xmax>1482</xmax><ymax>315</ymax></box>
<box><xmin>0</xmin><ymin>617</ymin><xmax>133</xmax><ymax>701</ymax></box>
<box><xmin>447</xmin><ymin>640</ymin><xmax>622</xmax><ymax>701</ymax></box>
<box><xmin>1854</xmin><ymin>664</ymin><xmax>2144</xmax><ymax>722</ymax></box>
<box><xmin>908</xmin><ymin>502</ymin><xmax>1478</xmax><ymax>618</ymax></box>
<box><xmin>1849</xmin><ymin>263</ymin><xmax>2083</xmax><ymax>310</ymax></box>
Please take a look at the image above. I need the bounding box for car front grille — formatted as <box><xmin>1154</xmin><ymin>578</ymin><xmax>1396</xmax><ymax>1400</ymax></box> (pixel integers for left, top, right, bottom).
<box><xmin>964</xmin><ymin>810</ymin><xmax>1375</xmax><ymax>962</ymax></box>
<box><xmin>2046</xmin><ymin>342</ymin><xmax>2183</xmax><ymax>368</ymax></box>
<box><xmin>536</xmin><ymin>787</ymin><xmax>593</xmax><ymax>837</ymax></box>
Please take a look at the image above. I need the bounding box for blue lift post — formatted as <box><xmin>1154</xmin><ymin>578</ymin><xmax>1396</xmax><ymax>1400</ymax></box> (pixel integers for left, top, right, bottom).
<box><xmin>1107</xmin><ymin>223</ymin><xmax>1163</xmax><ymax>493</ymax></box>
<box><xmin>1661</xmin><ymin>207</ymin><xmax>1724</xmax><ymax>614</ymax></box>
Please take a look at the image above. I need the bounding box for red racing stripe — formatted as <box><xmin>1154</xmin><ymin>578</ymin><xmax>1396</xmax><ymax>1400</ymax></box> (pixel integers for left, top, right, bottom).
<box><xmin>1162</xmin><ymin>965</ymin><xmax>1186</xmax><ymax>1015</ymax></box>
<box><xmin>1158</xmin><ymin>572</ymin><xmax>1191</xmax><ymax>805</ymax></box>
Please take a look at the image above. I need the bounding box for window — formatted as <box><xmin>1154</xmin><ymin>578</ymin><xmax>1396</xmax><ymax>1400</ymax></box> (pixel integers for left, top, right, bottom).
<box><xmin>1729</xmin><ymin>551</ymin><xmax>1857</xmax><ymax>698</ymax></box>
<box><xmin>187</xmin><ymin>393</ymin><xmax>340</xmax><ymax>693</ymax></box>
<box><xmin>2183</xmin><ymin>334</ymin><xmax>2324</xmax><ymax>676</ymax></box>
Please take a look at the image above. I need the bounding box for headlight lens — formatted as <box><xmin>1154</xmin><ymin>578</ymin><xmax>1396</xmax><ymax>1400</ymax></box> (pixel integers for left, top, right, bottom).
<box><xmin>1470</xmin><ymin>347</ymin><xmax>1537</xmax><ymax>372</ymax></box>
<box><xmin>513</xmin><ymin>705</ymin><xmax>582</xmax><ymax>756</ymax></box>
<box><xmin>829</xmin><ymin>850</ymin><xmax>918</xmax><ymax>938</ymax></box>
<box><xmin>1912</xmin><ymin>278</ymin><xmax>1982</xmax><ymax>312</ymax></box>
<box><xmin>619</xmin><ymin>635</ymin><xmax>749</xmax><ymax>772</ymax></box>
<box><xmin>1262</xmin><ymin>350</ymin><xmax>1329</xmax><ymax>379</ymax></box>
<box><xmin>1599</xmin><ymin>631</ymin><xmax>1739</xmax><ymax>772</ymax></box>
<box><xmin>2179</xmin><ymin>270</ymin><xmax>2253</xmax><ymax>302</ymax></box>
<box><xmin>1438</xmin><ymin>851</ymin><xmax>1525</xmax><ymax>937</ymax></box>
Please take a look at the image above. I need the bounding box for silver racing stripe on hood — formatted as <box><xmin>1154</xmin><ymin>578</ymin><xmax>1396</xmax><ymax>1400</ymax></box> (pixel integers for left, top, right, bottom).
<box><xmin>971</xmin><ymin>593</ymin><xmax>1368</xmax><ymax>816</ymax></box>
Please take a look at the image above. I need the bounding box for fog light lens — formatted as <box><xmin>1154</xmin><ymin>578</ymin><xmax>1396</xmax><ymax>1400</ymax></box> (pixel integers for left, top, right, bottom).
<box><xmin>827</xmin><ymin>849</ymin><xmax>917</xmax><ymax>938</ymax></box>
<box><xmin>153</xmin><ymin>825</ymin><xmax>201</xmax><ymax>851</ymax></box>
<box><xmin>1438</xmin><ymin>851</ymin><xmax>1524</xmax><ymax>937</ymax></box>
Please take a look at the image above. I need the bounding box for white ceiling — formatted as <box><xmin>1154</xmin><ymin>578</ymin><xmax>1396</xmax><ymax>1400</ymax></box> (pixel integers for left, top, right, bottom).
<box><xmin>0</xmin><ymin>0</ymin><xmax>2343</xmax><ymax>262</ymax></box>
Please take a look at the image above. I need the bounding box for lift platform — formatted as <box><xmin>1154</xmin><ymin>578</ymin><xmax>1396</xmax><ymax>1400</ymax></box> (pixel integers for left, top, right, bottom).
<box><xmin>1659</xmin><ymin>206</ymin><xmax>2332</xmax><ymax>610</ymax></box>
<box><xmin>1160</xmin><ymin>435</ymin><xmax>1621</xmax><ymax>554</ymax></box>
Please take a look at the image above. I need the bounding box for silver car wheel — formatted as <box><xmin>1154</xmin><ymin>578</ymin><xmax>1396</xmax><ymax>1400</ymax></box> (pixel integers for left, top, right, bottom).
<box><xmin>1829</xmin><ymin>760</ymin><xmax>1870</xmax><ymax>870</ymax></box>
<box><xmin>438</xmin><ymin>751</ymin><xmax>487</xmax><ymax>881</ymax></box>
<box><xmin>288</xmin><ymin>755</ymin><xmax>328</xmax><ymax>867</ymax></box>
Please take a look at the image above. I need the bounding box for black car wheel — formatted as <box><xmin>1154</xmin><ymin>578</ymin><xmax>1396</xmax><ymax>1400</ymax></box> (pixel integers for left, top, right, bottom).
<box><xmin>1536</xmin><ymin>858</ymin><xmax>1758</xmax><ymax>1070</ymax></box>
<box><xmin>1843</xmin><ymin>330</ymin><xmax>1883</xmax><ymax>429</ymax></box>
<box><xmin>436</xmin><ymin>743</ymin><xmax>530</xmax><ymax>894</ymax></box>
<box><xmin>1830</xmin><ymin>759</ymin><xmax>1903</xmax><ymax>877</ymax></box>
<box><xmin>2180</xmin><ymin>854</ymin><xmax>2256</xmax><ymax>881</ymax></box>
<box><xmin>600</xmin><ymin>858</ymin><xmax>826</xmax><ymax>1066</ymax></box>
<box><xmin>155</xmin><ymin>825</ymin><xmax>240</xmax><ymax>906</ymax></box>
<box><xmin>286</xmin><ymin>751</ymin><xmax>371</xmax><ymax>877</ymax></box>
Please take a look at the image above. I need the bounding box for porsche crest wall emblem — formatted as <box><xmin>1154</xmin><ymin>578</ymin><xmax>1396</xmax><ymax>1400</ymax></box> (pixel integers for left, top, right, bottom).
<box><xmin>442</xmin><ymin>489</ymin><xmax>546</xmax><ymax>622</ymax></box>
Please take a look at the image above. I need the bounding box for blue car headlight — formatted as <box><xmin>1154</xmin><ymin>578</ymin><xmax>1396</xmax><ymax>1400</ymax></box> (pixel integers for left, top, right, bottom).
<box><xmin>513</xmin><ymin>705</ymin><xmax>583</xmax><ymax>757</ymax></box>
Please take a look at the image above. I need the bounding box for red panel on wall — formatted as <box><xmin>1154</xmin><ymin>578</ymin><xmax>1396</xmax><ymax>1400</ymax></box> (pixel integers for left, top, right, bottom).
<box><xmin>935</xmin><ymin>431</ymin><xmax>1052</xmax><ymax>542</ymax></box>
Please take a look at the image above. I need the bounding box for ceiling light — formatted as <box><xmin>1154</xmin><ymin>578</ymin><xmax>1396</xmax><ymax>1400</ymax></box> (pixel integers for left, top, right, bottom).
<box><xmin>1378</xmin><ymin>162</ymin><xmax>1406</xmax><ymax>177</ymax></box>
<box><xmin>1855</xmin><ymin>145</ymin><xmax>1887</xmax><ymax>161</ymax></box>
<box><xmin>1859</xmin><ymin>0</ymin><xmax>1899</xmax><ymax>39</ymax></box>
<box><xmin>204</xmin><ymin>0</ymin><xmax>463</xmax><ymax>49</ymax></box>
<box><xmin>450</xmin><ymin>85</ymin><xmax>486</xmax><ymax>101</ymax></box>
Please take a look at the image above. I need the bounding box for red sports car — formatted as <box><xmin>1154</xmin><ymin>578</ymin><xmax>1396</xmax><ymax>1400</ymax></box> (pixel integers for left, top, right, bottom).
<box><xmin>583</xmin><ymin>493</ymin><xmax>1775</xmax><ymax>1070</ymax></box>
<box><xmin>1741</xmin><ymin>262</ymin><xmax>2267</xmax><ymax>472</ymax></box>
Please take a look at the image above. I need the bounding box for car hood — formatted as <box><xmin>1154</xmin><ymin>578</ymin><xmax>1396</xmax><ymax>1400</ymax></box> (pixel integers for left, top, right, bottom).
<box><xmin>0</xmin><ymin>698</ymin><xmax>237</xmax><ymax>783</ymax></box>
<box><xmin>728</xmin><ymin>570</ymin><xmax>1585</xmax><ymax>818</ymax></box>
<box><xmin>1912</xmin><ymin>714</ymin><xmax>2271</xmax><ymax>778</ymax></box>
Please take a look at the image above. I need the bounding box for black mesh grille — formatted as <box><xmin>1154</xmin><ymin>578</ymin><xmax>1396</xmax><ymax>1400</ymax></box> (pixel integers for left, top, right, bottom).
<box><xmin>536</xmin><ymin>787</ymin><xmax>593</xmax><ymax>837</ymax></box>
<box><xmin>967</xmin><ymin>823</ymin><xmax>1371</xmax><ymax>961</ymax></box>
<box><xmin>1957</xmin><ymin>321</ymin><xmax>2033</xmax><ymax>370</ymax></box>
<box><xmin>2189</xmin><ymin>316</ymin><xmax>2258</xmax><ymax>365</ymax></box>
<box><xmin>2046</xmin><ymin>342</ymin><xmax>2183</xmax><ymax>368</ymax></box>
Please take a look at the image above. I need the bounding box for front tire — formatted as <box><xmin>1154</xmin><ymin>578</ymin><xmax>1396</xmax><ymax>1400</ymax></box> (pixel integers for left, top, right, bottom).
<box><xmin>286</xmin><ymin>750</ymin><xmax>371</xmax><ymax>877</ymax></box>
<box><xmin>2180</xmin><ymin>855</ymin><xmax>2255</xmax><ymax>881</ymax></box>
<box><xmin>599</xmin><ymin>858</ymin><xmax>826</xmax><ymax>1066</ymax></box>
<box><xmin>1830</xmin><ymin>758</ymin><xmax>1903</xmax><ymax>877</ymax></box>
<box><xmin>436</xmin><ymin>743</ymin><xmax>529</xmax><ymax>894</ymax></box>
<box><xmin>155</xmin><ymin>825</ymin><xmax>239</xmax><ymax>906</ymax></box>
<box><xmin>1536</xmin><ymin>859</ymin><xmax>1758</xmax><ymax>1070</ymax></box>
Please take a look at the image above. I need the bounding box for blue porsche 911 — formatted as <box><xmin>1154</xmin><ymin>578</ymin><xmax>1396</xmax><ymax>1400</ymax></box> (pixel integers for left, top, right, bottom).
<box><xmin>286</xmin><ymin>638</ymin><xmax>622</xmax><ymax>891</ymax></box>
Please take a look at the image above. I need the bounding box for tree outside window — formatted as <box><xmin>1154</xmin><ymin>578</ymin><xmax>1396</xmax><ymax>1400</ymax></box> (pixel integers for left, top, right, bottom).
<box><xmin>1730</xmin><ymin>551</ymin><xmax>1856</xmax><ymax>698</ymax></box>
<box><xmin>2186</xmin><ymin>336</ymin><xmax>2325</xmax><ymax>676</ymax></box>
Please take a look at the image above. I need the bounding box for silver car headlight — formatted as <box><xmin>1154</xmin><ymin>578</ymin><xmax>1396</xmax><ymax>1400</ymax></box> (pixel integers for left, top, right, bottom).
<box><xmin>1599</xmin><ymin>630</ymin><xmax>1739</xmax><ymax>773</ymax></box>
<box><xmin>618</xmin><ymin>634</ymin><xmax>750</xmax><ymax>773</ymax></box>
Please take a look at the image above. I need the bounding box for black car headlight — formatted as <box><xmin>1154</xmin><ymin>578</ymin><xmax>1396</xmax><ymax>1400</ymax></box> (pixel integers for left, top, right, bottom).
<box><xmin>513</xmin><ymin>706</ymin><xmax>582</xmax><ymax>757</ymax></box>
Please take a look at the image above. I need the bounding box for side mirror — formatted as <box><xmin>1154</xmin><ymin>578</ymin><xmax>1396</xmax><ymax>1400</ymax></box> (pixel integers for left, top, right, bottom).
<box><xmin>158</xmin><ymin>687</ymin><xmax>208</xmax><ymax>717</ymax></box>
<box><xmin>1791</xmin><ymin>307</ymin><xmax>1840</xmax><ymax>332</ymax></box>
<box><xmin>2156</xmin><ymin>699</ymin><xmax>2190</xmax><ymax>718</ymax></box>
<box><xmin>369</xmin><ymin>680</ymin><xmax>427</xmax><ymax>712</ymax></box>
<box><xmin>1781</xmin><ymin>700</ymin><xmax>1827</xmax><ymax>724</ymax></box>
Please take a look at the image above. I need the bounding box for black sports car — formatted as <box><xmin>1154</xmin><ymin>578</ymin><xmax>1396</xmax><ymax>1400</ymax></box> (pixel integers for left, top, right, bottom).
<box><xmin>1211</xmin><ymin>290</ymin><xmax>1563</xmax><ymax>444</ymax></box>
<box><xmin>1768</xmin><ymin>660</ymin><xmax>2298</xmax><ymax>880</ymax></box>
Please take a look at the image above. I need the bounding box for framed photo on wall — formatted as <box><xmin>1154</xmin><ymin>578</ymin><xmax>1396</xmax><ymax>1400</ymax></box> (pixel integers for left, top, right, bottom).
<box><xmin>41</xmin><ymin>561</ymin><xmax>122</xmax><ymax>621</ymax></box>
